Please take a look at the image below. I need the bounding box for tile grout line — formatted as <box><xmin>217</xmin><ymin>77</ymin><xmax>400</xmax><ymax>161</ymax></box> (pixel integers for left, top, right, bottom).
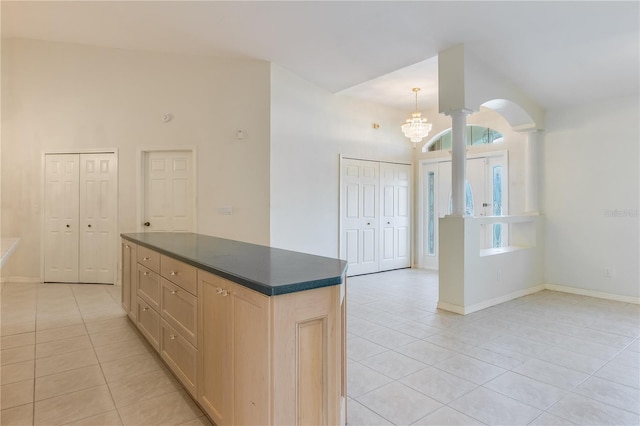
<box><xmin>73</xmin><ymin>284</ymin><xmax>126</xmax><ymax>426</ymax></box>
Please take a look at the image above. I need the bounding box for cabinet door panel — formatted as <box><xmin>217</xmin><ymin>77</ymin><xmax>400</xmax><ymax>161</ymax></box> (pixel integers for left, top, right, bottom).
<box><xmin>230</xmin><ymin>282</ymin><xmax>270</xmax><ymax>426</ymax></box>
<box><xmin>161</xmin><ymin>255</ymin><xmax>197</xmax><ymax>295</ymax></box>
<box><xmin>121</xmin><ymin>242</ymin><xmax>133</xmax><ymax>314</ymax></box>
<box><xmin>136</xmin><ymin>297</ymin><xmax>160</xmax><ymax>350</ymax></box>
<box><xmin>137</xmin><ymin>246</ymin><xmax>160</xmax><ymax>273</ymax></box>
<box><xmin>198</xmin><ymin>271</ymin><xmax>233</xmax><ymax>426</ymax></box>
<box><xmin>161</xmin><ymin>319</ymin><xmax>197</xmax><ymax>397</ymax></box>
<box><xmin>161</xmin><ymin>278</ymin><xmax>197</xmax><ymax>347</ymax></box>
<box><xmin>137</xmin><ymin>264</ymin><xmax>161</xmax><ymax>311</ymax></box>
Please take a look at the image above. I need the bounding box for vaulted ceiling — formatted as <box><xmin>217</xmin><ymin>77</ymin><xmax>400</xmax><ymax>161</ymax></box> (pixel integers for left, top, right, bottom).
<box><xmin>2</xmin><ymin>1</ymin><xmax>638</xmax><ymax>111</ymax></box>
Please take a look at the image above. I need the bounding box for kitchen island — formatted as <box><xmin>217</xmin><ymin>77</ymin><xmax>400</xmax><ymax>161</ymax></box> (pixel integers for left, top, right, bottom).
<box><xmin>121</xmin><ymin>232</ymin><xmax>347</xmax><ymax>426</ymax></box>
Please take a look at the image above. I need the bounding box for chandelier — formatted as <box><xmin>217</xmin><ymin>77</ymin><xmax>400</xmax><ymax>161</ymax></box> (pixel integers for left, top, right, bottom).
<box><xmin>401</xmin><ymin>88</ymin><xmax>432</xmax><ymax>148</ymax></box>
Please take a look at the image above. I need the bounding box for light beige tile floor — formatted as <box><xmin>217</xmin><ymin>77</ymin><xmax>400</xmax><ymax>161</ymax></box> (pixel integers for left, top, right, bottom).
<box><xmin>346</xmin><ymin>269</ymin><xmax>640</xmax><ymax>426</ymax></box>
<box><xmin>1</xmin><ymin>269</ymin><xmax>639</xmax><ymax>426</ymax></box>
<box><xmin>1</xmin><ymin>282</ymin><xmax>211</xmax><ymax>426</ymax></box>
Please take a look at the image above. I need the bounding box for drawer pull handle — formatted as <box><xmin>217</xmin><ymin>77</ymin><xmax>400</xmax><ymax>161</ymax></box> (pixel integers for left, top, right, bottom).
<box><xmin>142</xmin><ymin>307</ymin><xmax>148</xmax><ymax>312</ymax></box>
<box><xmin>222</xmin><ymin>289</ymin><xmax>229</xmax><ymax>297</ymax></box>
<box><xmin>125</xmin><ymin>245</ymin><xmax>130</xmax><ymax>249</ymax></box>
<box><xmin>171</xmin><ymin>290</ymin><xmax>178</xmax><ymax>295</ymax></box>
<box><xmin>143</xmin><ymin>272</ymin><xmax>149</xmax><ymax>276</ymax></box>
<box><xmin>170</xmin><ymin>271</ymin><xmax>177</xmax><ymax>276</ymax></box>
<box><xmin>216</xmin><ymin>288</ymin><xmax>223</xmax><ymax>294</ymax></box>
<box><xmin>143</xmin><ymin>257</ymin><xmax>150</xmax><ymax>261</ymax></box>
<box><xmin>169</xmin><ymin>334</ymin><xmax>176</xmax><ymax>340</ymax></box>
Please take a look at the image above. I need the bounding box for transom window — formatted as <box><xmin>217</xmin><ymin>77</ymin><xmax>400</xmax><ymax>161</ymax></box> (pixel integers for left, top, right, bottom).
<box><xmin>425</xmin><ymin>126</ymin><xmax>503</xmax><ymax>152</ymax></box>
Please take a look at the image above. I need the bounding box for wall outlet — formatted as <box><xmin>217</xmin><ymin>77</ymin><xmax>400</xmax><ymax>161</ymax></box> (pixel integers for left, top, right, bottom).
<box><xmin>218</xmin><ymin>206</ymin><xmax>233</xmax><ymax>215</ymax></box>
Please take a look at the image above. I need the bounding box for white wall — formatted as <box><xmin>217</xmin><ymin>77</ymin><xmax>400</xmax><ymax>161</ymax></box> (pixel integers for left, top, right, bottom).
<box><xmin>543</xmin><ymin>95</ymin><xmax>639</xmax><ymax>298</ymax></box>
<box><xmin>1</xmin><ymin>39</ymin><xmax>272</xmax><ymax>280</ymax></box>
<box><xmin>269</xmin><ymin>65</ymin><xmax>412</xmax><ymax>258</ymax></box>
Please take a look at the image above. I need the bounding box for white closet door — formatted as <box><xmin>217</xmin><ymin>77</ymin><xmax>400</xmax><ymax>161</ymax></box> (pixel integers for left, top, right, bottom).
<box><xmin>79</xmin><ymin>153</ymin><xmax>117</xmax><ymax>283</ymax></box>
<box><xmin>380</xmin><ymin>163</ymin><xmax>411</xmax><ymax>271</ymax></box>
<box><xmin>44</xmin><ymin>154</ymin><xmax>80</xmax><ymax>282</ymax></box>
<box><xmin>341</xmin><ymin>159</ymin><xmax>380</xmax><ymax>276</ymax></box>
<box><xmin>143</xmin><ymin>151</ymin><xmax>194</xmax><ymax>232</ymax></box>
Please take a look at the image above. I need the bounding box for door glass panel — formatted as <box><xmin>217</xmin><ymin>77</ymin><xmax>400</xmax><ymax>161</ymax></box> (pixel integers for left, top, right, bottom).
<box><xmin>465</xmin><ymin>181</ymin><xmax>474</xmax><ymax>216</ymax></box>
<box><xmin>427</xmin><ymin>172</ymin><xmax>435</xmax><ymax>256</ymax></box>
<box><xmin>447</xmin><ymin>180</ymin><xmax>474</xmax><ymax>216</ymax></box>
<box><xmin>492</xmin><ymin>165</ymin><xmax>503</xmax><ymax>248</ymax></box>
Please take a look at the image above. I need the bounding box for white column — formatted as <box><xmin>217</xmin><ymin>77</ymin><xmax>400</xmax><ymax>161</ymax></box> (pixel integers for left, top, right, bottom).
<box><xmin>525</xmin><ymin>130</ymin><xmax>539</xmax><ymax>213</ymax></box>
<box><xmin>449</xmin><ymin>110</ymin><xmax>471</xmax><ymax>216</ymax></box>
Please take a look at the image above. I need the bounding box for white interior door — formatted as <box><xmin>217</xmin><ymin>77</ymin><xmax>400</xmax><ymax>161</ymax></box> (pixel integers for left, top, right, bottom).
<box><xmin>380</xmin><ymin>163</ymin><xmax>411</xmax><ymax>271</ymax></box>
<box><xmin>143</xmin><ymin>151</ymin><xmax>194</xmax><ymax>232</ymax></box>
<box><xmin>44</xmin><ymin>154</ymin><xmax>80</xmax><ymax>282</ymax></box>
<box><xmin>341</xmin><ymin>159</ymin><xmax>379</xmax><ymax>276</ymax></box>
<box><xmin>79</xmin><ymin>153</ymin><xmax>117</xmax><ymax>283</ymax></box>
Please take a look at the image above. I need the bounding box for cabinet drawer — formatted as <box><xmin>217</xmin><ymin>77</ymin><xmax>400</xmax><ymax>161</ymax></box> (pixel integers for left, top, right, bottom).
<box><xmin>136</xmin><ymin>297</ymin><xmax>160</xmax><ymax>350</ymax></box>
<box><xmin>161</xmin><ymin>255</ymin><xmax>197</xmax><ymax>295</ymax></box>
<box><xmin>161</xmin><ymin>278</ymin><xmax>197</xmax><ymax>347</ymax></box>
<box><xmin>137</xmin><ymin>264</ymin><xmax>161</xmax><ymax>311</ymax></box>
<box><xmin>137</xmin><ymin>246</ymin><xmax>160</xmax><ymax>273</ymax></box>
<box><xmin>161</xmin><ymin>319</ymin><xmax>197</xmax><ymax>397</ymax></box>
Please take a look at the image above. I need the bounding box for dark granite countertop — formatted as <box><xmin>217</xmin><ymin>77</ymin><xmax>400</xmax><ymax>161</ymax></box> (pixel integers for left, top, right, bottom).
<box><xmin>121</xmin><ymin>232</ymin><xmax>347</xmax><ymax>296</ymax></box>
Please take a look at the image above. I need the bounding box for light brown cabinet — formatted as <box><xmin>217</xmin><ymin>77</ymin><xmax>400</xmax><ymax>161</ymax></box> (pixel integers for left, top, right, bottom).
<box><xmin>137</xmin><ymin>264</ymin><xmax>161</xmax><ymax>311</ymax></box>
<box><xmin>136</xmin><ymin>296</ymin><xmax>160</xmax><ymax>349</ymax></box>
<box><xmin>121</xmin><ymin>241</ymin><xmax>137</xmax><ymax>320</ymax></box>
<box><xmin>160</xmin><ymin>278</ymin><xmax>197</xmax><ymax>346</ymax></box>
<box><xmin>161</xmin><ymin>319</ymin><xmax>198</xmax><ymax>396</ymax></box>
<box><xmin>198</xmin><ymin>271</ymin><xmax>269</xmax><ymax>426</ymax></box>
<box><xmin>121</xmin><ymin>236</ymin><xmax>346</xmax><ymax>426</ymax></box>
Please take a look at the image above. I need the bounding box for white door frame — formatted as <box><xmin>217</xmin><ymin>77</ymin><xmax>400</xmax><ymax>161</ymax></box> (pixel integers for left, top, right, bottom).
<box><xmin>137</xmin><ymin>147</ymin><xmax>198</xmax><ymax>233</ymax></box>
<box><xmin>417</xmin><ymin>150</ymin><xmax>508</xmax><ymax>269</ymax></box>
<box><xmin>41</xmin><ymin>149</ymin><xmax>119</xmax><ymax>284</ymax></box>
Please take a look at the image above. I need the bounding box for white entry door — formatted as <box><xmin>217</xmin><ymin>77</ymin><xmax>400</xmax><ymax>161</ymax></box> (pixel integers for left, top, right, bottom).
<box><xmin>44</xmin><ymin>152</ymin><xmax>117</xmax><ymax>283</ymax></box>
<box><xmin>379</xmin><ymin>163</ymin><xmax>411</xmax><ymax>271</ymax></box>
<box><xmin>44</xmin><ymin>154</ymin><xmax>80</xmax><ymax>282</ymax></box>
<box><xmin>341</xmin><ymin>159</ymin><xmax>380</xmax><ymax>276</ymax></box>
<box><xmin>143</xmin><ymin>151</ymin><xmax>194</xmax><ymax>232</ymax></box>
<box><xmin>420</xmin><ymin>153</ymin><xmax>508</xmax><ymax>269</ymax></box>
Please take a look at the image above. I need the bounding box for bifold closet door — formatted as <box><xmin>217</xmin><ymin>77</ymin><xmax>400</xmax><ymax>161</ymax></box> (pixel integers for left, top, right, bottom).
<box><xmin>379</xmin><ymin>163</ymin><xmax>411</xmax><ymax>272</ymax></box>
<box><xmin>78</xmin><ymin>153</ymin><xmax>117</xmax><ymax>283</ymax></box>
<box><xmin>341</xmin><ymin>159</ymin><xmax>412</xmax><ymax>277</ymax></box>
<box><xmin>44</xmin><ymin>154</ymin><xmax>80</xmax><ymax>283</ymax></box>
<box><xmin>341</xmin><ymin>159</ymin><xmax>380</xmax><ymax>276</ymax></box>
<box><xmin>44</xmin><ymin>153</ymin><xmax>116</xmax><ymax>283</ymax></box>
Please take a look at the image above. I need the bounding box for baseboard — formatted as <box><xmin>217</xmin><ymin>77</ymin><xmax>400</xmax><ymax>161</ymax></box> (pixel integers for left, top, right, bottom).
<box><xmin>438</xmin><ymin>285</ymin><xmax>545</xmax><ymax>315</ymax></box>
<box><xmin>436</xmin><ymin>301</ymin><xmax>466</xmax><ymax>315</ymax></box>
<box><xmin>0</xmin><ymin>276</ymin><xmax>41</xmax><ymax>284</ymax></box>
<box><xmin>464</xmin><ymin>285</ymin><xmax>547</xmax><ymax>314</ymax></box>
<box><xmin>544</xmin><ymin>283</ymin><xmax>640</xmax><ymax>305</ymax></box>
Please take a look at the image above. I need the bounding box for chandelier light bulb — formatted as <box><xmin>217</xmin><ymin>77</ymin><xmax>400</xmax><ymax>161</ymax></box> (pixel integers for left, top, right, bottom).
<box><xmin>401</xmin><ymin>88</ymin><xmax>432</xmax><ymax>148</ymax></box>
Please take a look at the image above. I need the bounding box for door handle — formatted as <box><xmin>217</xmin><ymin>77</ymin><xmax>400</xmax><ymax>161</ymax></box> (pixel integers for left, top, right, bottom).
<box><xmin>144</xmin><ymin>222</ymin><xmax>151</xmax><ymax>227</ymax></box>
